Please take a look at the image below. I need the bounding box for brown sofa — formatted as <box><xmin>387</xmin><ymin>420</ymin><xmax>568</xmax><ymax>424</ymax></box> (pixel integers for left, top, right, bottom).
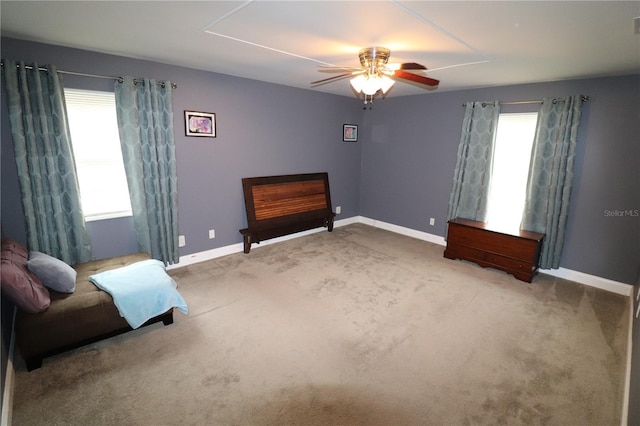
<box><xmin>1</xmin><ymin>239</ymin><xmax>173</xmax><ymax>371</ymax></box>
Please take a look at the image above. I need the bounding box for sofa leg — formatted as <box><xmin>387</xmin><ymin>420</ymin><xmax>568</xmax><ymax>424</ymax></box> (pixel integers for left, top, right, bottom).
<box><xmin>162</xmin><ymin>312</ymin><xmax>174</xmax><ymax>326</ymax></box>
<box><xmin>25</xmin><ymin>357</ymin><xmax>42</xmax><ymax>372</ymax></box>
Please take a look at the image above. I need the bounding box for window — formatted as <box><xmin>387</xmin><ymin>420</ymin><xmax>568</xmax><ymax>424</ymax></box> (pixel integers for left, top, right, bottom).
<box><xmin>64</xmin><ymin>89</ymin><xmax>132</xmax><ymax>221</ymax></box>
<box><xmin>485</xmin><ymin>113</ymin><xmax>538</xmax><ymax>231</ymax></box>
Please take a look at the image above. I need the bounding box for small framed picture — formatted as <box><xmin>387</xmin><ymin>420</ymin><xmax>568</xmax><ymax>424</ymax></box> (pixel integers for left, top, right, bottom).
<box><xmin>185</xmin><ymin>111</ymin><xmax>216</xmax><ymax>137</ymax></box>
<box><xmin>343</xmin><ymin>124</ymin><xmax>358</xmax><ymax>142</ymax></box>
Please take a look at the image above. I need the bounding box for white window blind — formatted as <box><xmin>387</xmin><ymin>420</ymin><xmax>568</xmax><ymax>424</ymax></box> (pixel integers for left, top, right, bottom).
<box><xmin>485</xmin><ymin>112</ymin><xmax>538</xmax><ymax>231</ymax></box>
<box><xmin>64</xmin><ymin>88</ymin><xmax>132</xmax><ymax>221</ymax></box>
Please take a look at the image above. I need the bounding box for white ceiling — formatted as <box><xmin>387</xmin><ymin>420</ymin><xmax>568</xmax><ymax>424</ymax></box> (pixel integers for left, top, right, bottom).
<box><xmin>2</xmin><ymin>1</ymin><xmax>639</xmax><ymax>98</ymax></box>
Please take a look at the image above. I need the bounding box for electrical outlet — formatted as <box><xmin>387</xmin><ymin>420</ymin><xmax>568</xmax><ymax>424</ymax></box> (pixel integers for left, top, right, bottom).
<box><xmin>429</xmin><ymin>218</ymin><xmax>435</xmax><ymax>226</ymax></box>
<box><xmin>178</xmin><ymin>235</ymin><xmax>186</xmax><ymax>247</ymax></box>
<box><xmin>336</xmin><ymin>206</ymin><xmax>342</xmax><ymax>214</ymax></box>
<box><xmin>208</xmin><ymin>229</ymin><xmax>215</xmax><ymax>239</ymax></box>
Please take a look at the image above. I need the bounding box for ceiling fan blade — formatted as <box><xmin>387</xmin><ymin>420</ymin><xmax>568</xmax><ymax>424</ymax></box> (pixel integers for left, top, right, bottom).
<box><xmin>386</xmin><ymin>62</ymin><xmax>427</xmax><ymax>71</ymax></box>
<box><xmin>311</xmin><ymin>72</ymin><xmax>354</xmax><ymax>86</ymax></box>
<box><xmin>318</xmin><ymin>65</ymin><xmax>364</xmax><ymax>73</ymax></box>
<box><xmin>398</xmin><ymin>62</ymin><xmax>427</xmax><ymax>70</ymax></box>
<box><xmin>393</xmin><ymin>69</ymin><xmax>440</xmax><ymax>87</ymax></box>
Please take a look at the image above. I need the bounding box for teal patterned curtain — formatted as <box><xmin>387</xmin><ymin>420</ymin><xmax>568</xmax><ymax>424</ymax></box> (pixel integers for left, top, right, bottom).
<box><xmin>521</xmin><ymin>96</ymin><xmax>584</xmax><ymax>269</ymax></box>
<box><xmin>447</xmin><ymin>101</ymin><xmax>500</xmax><ymax>222</ymax></box>
<box><xmin>2</xmin><ymin>60</ymin><xmax>91</xmax><ymax>264</ymax></box>
<box><xmin>114</xmin><ymin>77</ymin><xmax>179</xmax><ymax>264</ymax></box>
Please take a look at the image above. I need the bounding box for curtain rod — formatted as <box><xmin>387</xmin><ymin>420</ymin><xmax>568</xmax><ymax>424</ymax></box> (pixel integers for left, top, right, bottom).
<box><xmin>462</xmin><ymin>96</ymin><xmax>589</xmax><ymax>107</ymax></box>
<box><xmin>1</xmin><ymin>61</ymin><xmax>177</xmax><ymax>89</ymax></box>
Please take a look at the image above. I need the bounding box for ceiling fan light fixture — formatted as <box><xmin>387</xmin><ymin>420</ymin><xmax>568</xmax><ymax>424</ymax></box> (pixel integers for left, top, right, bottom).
<box><xmin>313</xmin><ymin>46</ymin><xmax>440</xmax><ymax>102</ymax></box>
<box><xmin>361</xmin><ymin>76</ymin><xmax>381</xmax><ymax>95</ymax></box>
<box><xmin>350</xmin><ymin>74</ymin><xmax>395</xmax><ymax>96</ymax></box>
<box><xmin>350</xmin><ymin>74</ymin><xmax>365</xmax><ymax>93</ymax></box>
<box><xmin>379</xmin><ymin>75</ymin><xmax>395</xmax><ymax>94</ymax></box>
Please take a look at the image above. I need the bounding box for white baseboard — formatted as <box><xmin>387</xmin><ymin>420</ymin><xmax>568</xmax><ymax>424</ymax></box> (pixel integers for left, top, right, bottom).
<box><xmin>2</xmin><ymin>308</ymin><xmax>16</xmax><ymax>426</ymax></box>
<box><xmin>167</xmin><ymin>217</ymin><xmax>359</xmax><ymax>270</ymax></box>
<box><xmin>621</xmin><ymin>294</ymin><xmax>634</xmax><ymax>426</ymax></box>
<box><xmin>540</xmin><ymin>267</ymin><xmax>633</xmax><ymax>296</ymax></box>
<box><xmin>168</xmin><ymin>243</ymin><xmax>244</xmax><ymax>270</ymax></box>
<box><xmin>357</xmin><ymin>216</ymin><xmax>446</xmax><ymax>246</ymax></box>
<box><xmin>168</xmin><ymin>215</ymin><xmax>633</xmax><ymax>297</ymax></box>
<box><xmin>359</xmin><ymin>216</ymin><xmax>632</xmax><ymax>296</ymax></box>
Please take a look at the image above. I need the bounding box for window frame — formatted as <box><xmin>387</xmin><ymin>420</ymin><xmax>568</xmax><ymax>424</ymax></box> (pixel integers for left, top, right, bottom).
<box><xmin>64</xmin><ymin>88</ymin><xmax>133</xmax><ymax>222</ymax></box>
<box><xmin>485</xmin><ymin>111</ymin><xmax>538</xmax><ymax>231</ymax></box>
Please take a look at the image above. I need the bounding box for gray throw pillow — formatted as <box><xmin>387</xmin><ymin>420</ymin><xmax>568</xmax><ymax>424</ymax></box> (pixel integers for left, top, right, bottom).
<box><xmin>27</xmin><ymin>251</ymin><xmax>77</xmax><ymax>293</ymax></box>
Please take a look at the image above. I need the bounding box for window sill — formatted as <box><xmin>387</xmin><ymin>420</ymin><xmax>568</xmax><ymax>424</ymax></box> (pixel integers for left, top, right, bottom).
<box><xmin>85</xmin><ymin>211</ymin><xmax>133</xmax><ymax>222</ymax></box>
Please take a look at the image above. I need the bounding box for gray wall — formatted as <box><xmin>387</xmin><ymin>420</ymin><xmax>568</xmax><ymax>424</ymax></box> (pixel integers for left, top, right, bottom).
<box><xmin>1</xmin><ymin>37</ymin><xmax>364</xmax><ymax>259</ymax></box>
<box><xmin>1</xmin><ymin>36</ymin><xmax>638</xmax><ymax>284</ymax></box>
<box><xmin>1</xmin><ymin>36</ymin><xmax>639</xmax><ymax>423</ymax></box>
<box><xmin>361</xmin><ymin>76</ymin><xmax>640</xmax><ymax>285</ymax></box>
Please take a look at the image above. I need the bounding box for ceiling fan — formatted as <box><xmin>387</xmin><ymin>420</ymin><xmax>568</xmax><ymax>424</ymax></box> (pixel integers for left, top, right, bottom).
<box><xmin>311</xmin><ymin>46</ymin><xmax>439</xmax><ymax>106</ymax></box>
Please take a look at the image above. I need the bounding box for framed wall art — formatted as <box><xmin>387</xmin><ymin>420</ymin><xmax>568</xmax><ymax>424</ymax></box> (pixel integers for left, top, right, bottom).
<box><xmin>343</xmin><ymin>124</ymin><xmax>358</xmax><ymax>142</ymax></box>
<box><xmin>185</xmin><ymin>111</ymin><xmax>216</xmax><ymax>137</ymax></box>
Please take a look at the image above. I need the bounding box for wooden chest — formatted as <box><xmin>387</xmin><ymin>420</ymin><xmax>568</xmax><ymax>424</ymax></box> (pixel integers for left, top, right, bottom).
<box><xmin>444</xmin><ymin>218</ymin><xmax>545</xmax><ymax>282</ymax></box>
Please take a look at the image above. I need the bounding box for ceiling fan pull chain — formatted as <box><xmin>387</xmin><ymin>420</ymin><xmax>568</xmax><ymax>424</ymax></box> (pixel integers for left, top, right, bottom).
<box><xmin>363</xmin><ymin>94</ymin><xmax>374</xmax><ymax>109</ymax></box>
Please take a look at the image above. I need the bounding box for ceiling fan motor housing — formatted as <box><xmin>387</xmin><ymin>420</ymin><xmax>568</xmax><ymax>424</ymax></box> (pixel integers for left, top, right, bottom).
<box><xmin>359</xmin><ymin>47</ymin><xmax>391</xmax><ymax>74</ymax></box>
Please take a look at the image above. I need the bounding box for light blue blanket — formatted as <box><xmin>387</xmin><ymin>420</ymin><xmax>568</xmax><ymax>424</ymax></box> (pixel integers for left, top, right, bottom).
<box><xmin>89</xmin><ymin>259</ymin><xmax>188</xmax><ymax>329</ymax></box>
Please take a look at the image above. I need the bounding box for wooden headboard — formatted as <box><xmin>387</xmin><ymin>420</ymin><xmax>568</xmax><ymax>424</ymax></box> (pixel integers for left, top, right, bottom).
<box><xmin>239</xmin><ymin>173</ymin><xmax>335</xmax><ymax>253</ymax></box>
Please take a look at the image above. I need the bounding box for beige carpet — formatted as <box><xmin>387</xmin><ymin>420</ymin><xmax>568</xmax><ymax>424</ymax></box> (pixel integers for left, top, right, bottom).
<box><xmin>11</xmin><ymin>224</ymin><xmax>629</xmax><ymax>425</ymax></box>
